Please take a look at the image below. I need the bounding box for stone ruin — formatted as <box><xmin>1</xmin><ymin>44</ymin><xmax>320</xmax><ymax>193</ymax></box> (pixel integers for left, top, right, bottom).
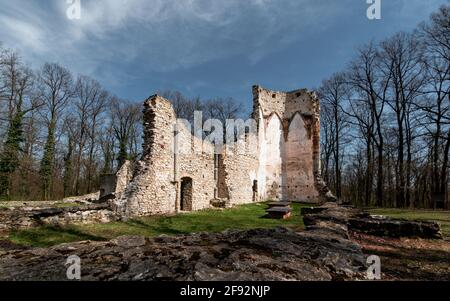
<box><xmin>0</xmin><ymin>85</ymin><xmax>339</xmax><ymax>231</ymax></box>
<box><xmin>0</xmin><ymin>85</ymin><xmax>444</xmax><ymax>281</ymax></box>
<box><xmin>113</xmin><ymin>85</ymin><xmax>334</xmax><ymax>217</ymax></box>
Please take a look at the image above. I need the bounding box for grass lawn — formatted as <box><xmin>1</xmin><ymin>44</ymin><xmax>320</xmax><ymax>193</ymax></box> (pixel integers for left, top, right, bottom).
<box><xmin>368</xmin><ymin>208</ymin><xmax>450</xmax><ymax>238</ymax></box>
<box><xmin>5</xmin><ymin>202</ymin><xmax>308</xmax><ymax>248</ymax></box>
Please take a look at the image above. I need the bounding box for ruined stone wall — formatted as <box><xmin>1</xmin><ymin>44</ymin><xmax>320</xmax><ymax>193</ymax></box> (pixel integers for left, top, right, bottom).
<box><xmin>175</xmin><ymin>120</ymin><xmax>216</xmax><ymax>211</ymax></box>
<box><xmin>117</xmin><ymin>97</ymin><xmax>219</xmax><ymax>216</ymax></box>
<box><xmin>100</xmin><ymin>161</ymin><xmax>134</xmax><ymax>200</ymax></box>
<box><xmin>252</xmin><ymin>86</ymin><xmax>317</xmax><ymax>121</ymax></box>
<box><xmin>115</xmin><ymin>161</ymin><xmax>133</xmax><ymax>197</ymax></box>
<box><xmin>220</xmin><ymin>141</ymin><xmax>260</xmax><ymax>205</ymax></box>
<box><xmin>176</xmin><ymin>153</ymin><xmax>215</xmax><ymax>211</ymax></box>
<box><xmin>253</xmin><ymin>86</ymin><xmax>321</xmax><ymax>202</ymax></box>
<box><xmin>116</xmin><ymin>85</ymin><xmax>323</xmax><ymax>217</ymax></box>
<box><xmin>175</xmin><ymin>124</ymin><xmax>216</xmax><ymax>211</ymax></box>
<box><xmin>262</xmin><ymin>114</ymin><xmax>284</xmax><ymax>199</ymax></box>
<box><xmin>0</xmin><ymin>204</ymin><xmax>118</xmax><ymax>231</ymax></box>
<box><xmin>285</xmin><ymin>113</ymin><xmax>318</xmax><ymax>202</ymax></box>
<box><xmin>117</xmin><ymin>96</ymin><xmax>177</xmax><ymax>217</ymax></box>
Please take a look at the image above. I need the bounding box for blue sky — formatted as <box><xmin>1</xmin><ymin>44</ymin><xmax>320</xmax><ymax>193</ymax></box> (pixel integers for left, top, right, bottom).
<box><xmin>0</xmin><ymin>0</ymin><xmax>448</xmax><ymax>113</ymax></box>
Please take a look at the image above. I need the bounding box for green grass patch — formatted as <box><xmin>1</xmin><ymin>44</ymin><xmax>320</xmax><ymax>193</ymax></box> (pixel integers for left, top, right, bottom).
<box><xmin>7</xmin><ymin>202</ymin><xmax>308</xmax><ymax>248</ymax></box>
<box><xmin>368</xmin><ymin>208</ymin><xmax>450</xmax><ymax>238</ymax></box>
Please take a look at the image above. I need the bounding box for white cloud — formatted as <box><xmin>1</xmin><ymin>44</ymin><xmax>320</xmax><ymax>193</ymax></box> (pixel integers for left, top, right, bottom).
<box><xmin>0</xmin><ymin>0</ymin><xmax>445</xmax><ymax>90</ymax></box>
<box><xmin>0</xmin><ymin>16</ymin><xmax>46</xmax><ymax>52</ymax></box>
<box><xmin>0</xmin><ymin>0</ymin><xmax>345</xmax><ymax>73</ymax></box>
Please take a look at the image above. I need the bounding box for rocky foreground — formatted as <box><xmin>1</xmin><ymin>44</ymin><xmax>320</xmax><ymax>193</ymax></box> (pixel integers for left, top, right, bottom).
<box><xmin>0</xmin><ymin>226</ymin><xmax>368</xmax><ymax>281</ymax></box>
<box><xmin>0</xmin><ymin>203</ymin><xmax>447</xmax><ymax>281</ymax></box>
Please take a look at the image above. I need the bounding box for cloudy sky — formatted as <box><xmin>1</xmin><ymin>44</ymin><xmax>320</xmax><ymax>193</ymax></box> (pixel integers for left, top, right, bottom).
<box><xmin>0</xmin><ymin>0</ymin><xmax>447</xmax><ymax>111</ymax></box>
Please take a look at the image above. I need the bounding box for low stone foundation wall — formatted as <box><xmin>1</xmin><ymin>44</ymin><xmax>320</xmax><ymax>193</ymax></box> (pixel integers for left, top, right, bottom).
<box><xmin>0</xmin><ymin>204</ymin><xmax>118</xmax><ymax>231</ymax></box>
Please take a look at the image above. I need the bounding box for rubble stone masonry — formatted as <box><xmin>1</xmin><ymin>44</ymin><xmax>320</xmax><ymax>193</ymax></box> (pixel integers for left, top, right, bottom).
<box><xmin>115</xmin><ymin>85</ymin><xmax>325</xmax><ymax>217</ymax></box>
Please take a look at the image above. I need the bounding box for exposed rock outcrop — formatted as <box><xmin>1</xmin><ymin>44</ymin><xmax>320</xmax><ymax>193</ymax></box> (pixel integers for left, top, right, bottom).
<box><xmin>0</xmin><ymin>202</ymin><xmax>443</xmax><ymax>281</ymax></box>
<box><xmin>348</xmin><ymin>216</ymin><xmax>443</xmax><ymax>239</ymax></box>
<box><xmin>0</xmin><ymin>226</ymin><xmax>367</xmax><ymax>281</ymax></box>
<box><xmin>302</xmin><ymin>203</ymin><xmax>443</xmax><ymax>239</ymax></box>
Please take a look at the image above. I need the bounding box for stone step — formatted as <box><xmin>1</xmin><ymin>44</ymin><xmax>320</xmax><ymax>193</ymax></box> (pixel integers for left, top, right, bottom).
<box><xmin>266</xmin><ymin>206</ymin><xmax>292</xmax><ymax>220</ymax></box>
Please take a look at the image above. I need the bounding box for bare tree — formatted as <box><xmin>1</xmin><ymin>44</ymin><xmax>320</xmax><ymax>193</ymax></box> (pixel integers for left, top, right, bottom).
<box><xmin>347</xmin><ymin>42</ymin><xmax>391</xmax><ymax>206</ymax></box>
<box><xmin>417</xmin><ymin>4</ymin><xmax>450</xmax><ymax>208</ymax></box>
<box><xmin>111</xmin><ymin>98</ymin><xmax>142</xmax><ymax>168</ymax></box>
<box><xmin>0</xmin><ymin>49</ymin><xmax>39</xmax><ymax>198</ymax></box>
<box><xmin>85</xmin><ymin>89</ymin><xmax>109</xmax><ymax>192</ymax></box>
<box><xmin>99</xmin><ymin>121</ymin><xmax>116</xmax><ymax>174</ymax></box>
<box><xmin>72</xmin><ymin>75</ymin><xmax>109</xmax><ymax>194</ymax></box>
<box><xmin>159</xmin><ymin>90</ymin><xmax>203</xmax><ymax>121</ymax></box>
<box><xmin>345</xmin><ymin>93</ymin><xmax>376</xmax><ymax>206</ymax></box>
<box><xmin>62</xmin><ymin>115</ymin><xmax>77</xmax><ymax>197</ymax></box>
<box><xmin>99</xmin><ymin>122</ymin><xmax>116</xmax><ymax>175</ymax></box>
<box><xmin>380</xmin><ymin>32</ymin><xmax>425</xmax><ymax>207</ymax></box>
<box><xmin>320</xmin><ymin>104</ymin><xmax>335</xmax><ymax>186</ymax></box>
<box><xmin>318</xmin><ymin>72</ymin><xmax>349</xmax><ymax>199</ymax></box>
<box><xmin>38</xmin><ymin>63</ymin><xmax>74</xmax><ymax>200</ymax></box>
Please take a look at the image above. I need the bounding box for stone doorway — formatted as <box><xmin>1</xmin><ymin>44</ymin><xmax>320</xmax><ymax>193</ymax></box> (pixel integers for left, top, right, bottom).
<box><xmin>252</xmin><ymin>180</ymin><xmax>258</xmax><ymax>202</ymax></box>
<box><xmin>180</xmin><ymin>177</ymin><xmax>193</xmax><ymax>211</ymax></box>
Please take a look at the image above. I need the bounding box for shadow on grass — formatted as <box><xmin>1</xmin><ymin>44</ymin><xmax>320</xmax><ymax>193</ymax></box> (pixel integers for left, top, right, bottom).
<box><xmin>153</xmin><ymin>218</ymin><xmax>188</xmax><ymax>235</ymax></box>
<box><xmin>7</xmin><ymin>202</ymin><xmax>307</xmax><ymax>248</ymax></box>
<box><xmin>10</xmin><ymin>226</ymin><xmax>107</xmax><ymax>248</ymax></box>
<box><xmin>123</xmin><ymin>219</ymin><xmax>153</xmax><ymax>229</ymax></box>
<box><xmin>124</xmin><ymin>218</ymin><xmax>187</xmax><ymax>236</ymax></box>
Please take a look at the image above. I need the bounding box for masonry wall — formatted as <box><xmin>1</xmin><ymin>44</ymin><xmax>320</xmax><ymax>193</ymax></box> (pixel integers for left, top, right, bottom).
<box><xmin>221</xmin><ymin>142</ymin><xmax>260</xmax><ymax>205</ymax></box>
<box><xmin>262</xmin><ymin>114</ymin><xmax>284</xmax><ymax>199</ymax></box>
<box><xmin>118</xmin><ymin>98</ymin><xmax>219</xmax><ymax>216</ymax></box>
<box><xmin>117</xmin><ymin>96</ymin><xmax>177</xmax><ymax>216</ymax></box>
<box><xmin>175</xmin><ymin>122</ymin><xmax>216</xmax><ymax>211</ymax></box>
<box><xmin>285</xmin><ymin>113</ymin><xmax>318</xmax><ymax>202</ymax></box>
<box><xmin>0</xmin><ymin>204</ymin><xmax>118</xmax><ymax>231</ymax></box>
<box><xmin>117</xmin><ymin>85</ymin><xmax>323</xmax><ymax>217</ymax></box>
<box><xmin>115</xmin><ymin>161</ymin><xmax>133</xmax><ymax>198</ymax></box>
<box><xmin>253</xmin><ymin>86</ymin><xmax>321</xmax><ymax>202</ymax></box>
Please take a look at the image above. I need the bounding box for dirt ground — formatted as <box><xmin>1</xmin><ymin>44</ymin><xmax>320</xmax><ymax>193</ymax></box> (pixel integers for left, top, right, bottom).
<box><xmin>350</xmin><ymin>232</ymin><xmax>450</xmax><ymax>281</ymax></box>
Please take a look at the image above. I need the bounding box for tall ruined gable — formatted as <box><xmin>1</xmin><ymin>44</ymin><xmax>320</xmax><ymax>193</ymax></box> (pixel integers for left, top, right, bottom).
<box><xmin>252</xmin><ymin>85</ymin><xmax>321</xmax><ymax>202</ymax></box>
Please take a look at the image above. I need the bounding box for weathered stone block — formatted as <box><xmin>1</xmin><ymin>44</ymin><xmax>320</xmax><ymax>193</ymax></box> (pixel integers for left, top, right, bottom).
<box><xmin>348</xmin><ymin>216</ymin><xmax>443</xmax><ymax>239</ymax></box>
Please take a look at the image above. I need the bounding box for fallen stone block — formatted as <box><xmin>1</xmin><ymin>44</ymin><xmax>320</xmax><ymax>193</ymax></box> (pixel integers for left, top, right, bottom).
<box><xmin>210</xmin><ymin>199</ymin><xmax>227</xmax><ymax>208</ymax></box>
<box><xmin>348</xmin><ymin>216</ymin><xmax>443</xmax><ymax>239</ymax></box>
<box><xmin>266</xmin><ymin>207</ymin><xmax>292</xmax><ymax>219</ymax></box>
